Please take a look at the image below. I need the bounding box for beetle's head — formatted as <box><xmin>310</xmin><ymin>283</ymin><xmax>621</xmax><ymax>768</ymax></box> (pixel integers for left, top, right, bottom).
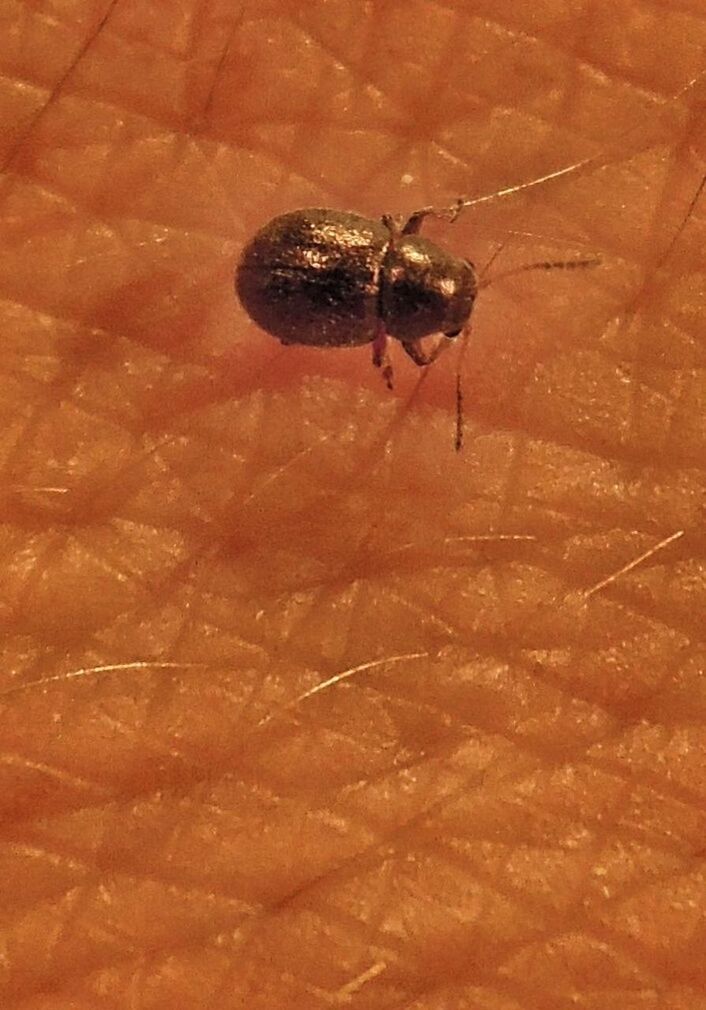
<box><xmin>382</xmin><ymin>237</ymin><xmax>477</xmax><ymax>343</ymax></box>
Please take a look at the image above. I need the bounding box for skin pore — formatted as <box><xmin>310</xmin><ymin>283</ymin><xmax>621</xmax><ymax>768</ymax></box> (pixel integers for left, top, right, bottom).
<box><xmin>0</xmin><ymin>2</ymin><xmax>705</xmax><ymax>1008</ymax></box>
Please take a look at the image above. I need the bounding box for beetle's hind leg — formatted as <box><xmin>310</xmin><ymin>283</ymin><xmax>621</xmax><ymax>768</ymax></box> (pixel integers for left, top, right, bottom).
<box><xmin>372</xmin><ymin>323</ymin><xmax>394</xmax><ymax>390</ymax></box>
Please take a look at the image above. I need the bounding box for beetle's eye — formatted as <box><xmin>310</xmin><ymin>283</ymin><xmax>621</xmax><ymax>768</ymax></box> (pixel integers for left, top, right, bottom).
<box><xmin>445</xmin><ymin>328</ymin><xmax>462</xmax><ymax>338</ymax></box>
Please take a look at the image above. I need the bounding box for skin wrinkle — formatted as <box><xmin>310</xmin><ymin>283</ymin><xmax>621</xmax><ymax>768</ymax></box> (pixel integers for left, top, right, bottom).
<box><xmin>2</xmin><ymin>632</ymin><xmax>701</xmax><ymax>851</ymax></box>
<box><xmin>0</xmin><ymin>0</ymin><xmax>123</xmax><ymax>173</ymax></box>
<box><xmin>0</xmin><ymin>752</ymin><xmax>111</xmax><ymax>796</ymax></box>
<box><xmin>1</xmin><ymin>2</ymin><xmax>705</xmax><ymax>1010</ymax></box>
<box><xmin>2</xmin><ymin>737</ymin><xmax>698</xmax><ymax>937</ymax></box>
<box><xmin>0</xmin><ymin>516</ymin><xmax>698</xmax><ymax>687</ymax></box>
<box><xmin>0</xmin><ymin>692</ymin><xmax>699</xmax><ymax>874</ymax></box>
<box><xmin>0</xmin><ymin>664</ymin><xmax>642</xmax><ymax>863</ymax></box>
<box><xmin>0</xmin><ymin>564</ymin><xmax>701</xmax><ymax>755</ymax></box>
<box><xmin>0</xmin><ymin>775</ymin><xmax>698</xmax><ymax>1007</ymax></box>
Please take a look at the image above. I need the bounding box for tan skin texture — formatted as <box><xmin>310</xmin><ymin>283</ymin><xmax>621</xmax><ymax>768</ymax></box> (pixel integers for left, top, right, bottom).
<box><xmin>0</xmin><ymin>2</ymin><xmax>705</xmax><ymax>1008</ymax></box>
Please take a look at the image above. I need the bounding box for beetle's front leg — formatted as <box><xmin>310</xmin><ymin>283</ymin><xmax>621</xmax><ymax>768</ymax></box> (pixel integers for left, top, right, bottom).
<box><xmin>400</xmin><ymin>198</ymin><xmax>465</xmax><ymax>236</ymax></box>
<box><xmin>401</xmin><ymin>335</ymin><xmax>453</xmax><ymax>367</ymax></box>
<box><xmin>372</xmin><ymin>322</ymin><xmax>394</xmax><ymax>390</ymax></box>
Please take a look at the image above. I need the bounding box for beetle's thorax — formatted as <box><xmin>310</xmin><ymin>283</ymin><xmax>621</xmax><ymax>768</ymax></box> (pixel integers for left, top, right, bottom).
<box><xmin>380</xmin><ymin>234</ymin><xmax>477</xmax><ymax>343</ymax></box>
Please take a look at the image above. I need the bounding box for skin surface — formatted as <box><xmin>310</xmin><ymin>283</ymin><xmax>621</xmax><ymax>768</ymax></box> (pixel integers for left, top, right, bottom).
<box><xmin>0</xmin><ymin>1</ymin><xmax>705</xmax><ymax>1008</ymax></box>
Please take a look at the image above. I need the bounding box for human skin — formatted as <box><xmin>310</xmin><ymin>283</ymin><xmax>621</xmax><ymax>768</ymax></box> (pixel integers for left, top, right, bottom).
<box><xmin>0</xmin><ymin>1</ymin><xmax>705</xmax><ymax>1008</ymax></box>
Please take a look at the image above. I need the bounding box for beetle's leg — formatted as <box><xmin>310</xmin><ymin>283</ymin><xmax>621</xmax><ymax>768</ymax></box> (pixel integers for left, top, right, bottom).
<box><xmin>372</xmin><ymin>323</ymin><xmax>394</xmax><ymax>390</ymax></box>
<box><xmin>400</xmin><ymin>198</ymin><xmax>465</xmax><ymax>236</ymax></box>
<box><xmin>402</xmin><ymin>333</ymin><xmax>469</xmax><ymax>451</ymax></box>
<box><xmin>381</xmin><ymin>213</ymin><xmax>404</xmax><ymax>245</ymax></box>
<box><xmin>400</xmin><ymin>335</ymin><xmax>453</xmax><ymax>367</ymax></box>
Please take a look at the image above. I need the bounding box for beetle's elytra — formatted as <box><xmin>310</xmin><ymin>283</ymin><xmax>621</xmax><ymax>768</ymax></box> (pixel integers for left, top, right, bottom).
<box><xmin>236</xmin><ymin>206</ymin><xmax>477</xmax><ymax>387</ymax></box>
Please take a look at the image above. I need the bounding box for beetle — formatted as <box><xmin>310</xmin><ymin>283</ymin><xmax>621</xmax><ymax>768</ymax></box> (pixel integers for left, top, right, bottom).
<box><xmin>236</xmin><ymin>200</ymin><xmax>598</xmax><ymax>446</ymax></box>
<box><xmin>236</xmin><ymin>203</ymin><xmax>475</xmax><ymax>391</ymax></box>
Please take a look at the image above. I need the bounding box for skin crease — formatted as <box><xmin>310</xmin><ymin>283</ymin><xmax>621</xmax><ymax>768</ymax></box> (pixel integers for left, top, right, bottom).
<box><xmin>0</xmin><ymin>0</ymin><xmax>705</xmax><ymax>1007</ymax></box>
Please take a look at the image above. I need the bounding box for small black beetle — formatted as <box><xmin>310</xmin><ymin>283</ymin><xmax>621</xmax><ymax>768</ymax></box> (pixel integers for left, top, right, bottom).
<box><xmin>236</xmin><ymin>200</ymin><xmax>598</xmax><ymax>446</ymax></box>
<box><xmin>236</xmin><ymin>204</ymin><xmax>475</xmax><ymax>389</ymax></box>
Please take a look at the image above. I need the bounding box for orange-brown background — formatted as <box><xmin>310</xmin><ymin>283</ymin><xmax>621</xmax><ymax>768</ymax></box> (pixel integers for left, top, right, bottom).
<box><xmin>0</xmin><ymin>1</ymin><xmax>705</xmax><ymax>1008</ymax></box>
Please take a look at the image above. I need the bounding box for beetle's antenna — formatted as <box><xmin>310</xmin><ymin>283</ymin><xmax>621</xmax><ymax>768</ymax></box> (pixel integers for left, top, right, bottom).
<box><xmin>477</xmin><ymin>241</ymin><xmax>508</xmax><ymax>282</ymax></box>
<box><xmin>478</xmin><ymin>255</ymin><xmax>600</xmax><ymax>290</ymax></box>
<box><xmin>444</xmin><ymin>69</ymin><xmax>706</xmax><ymax>220</ymax></box>
<box><xmin>454</xmin><ymin>159</ymin><xmax>597</xmax><ymax>213</ymax></box>
<box><xmin>452</xmin><ymin>242</ymin><xmax>513</xmax><ymax>452</ymax></box>
<box><xmin>452</xmin><ymin>242</ymin><xmax>510</xmax><ymax>452</ymax></box>
<box><xmin>455</xmin><ymin>325</ymin><xmax>472</xmax><ymax>452</ymax></box>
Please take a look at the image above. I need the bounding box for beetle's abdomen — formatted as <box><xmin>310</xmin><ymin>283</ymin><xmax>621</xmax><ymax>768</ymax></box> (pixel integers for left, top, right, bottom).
<box><xmin>236</xmin><ymin>209</ymin><xmax>389</xmax><ymax>348</ymax></box>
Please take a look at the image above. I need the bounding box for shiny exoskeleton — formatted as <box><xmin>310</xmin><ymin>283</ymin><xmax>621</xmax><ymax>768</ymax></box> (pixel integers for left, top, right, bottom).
<box><xmin>236</xmin><ymin>206</ymin><xmax>477</xmax><ymax>387</ymax></box>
